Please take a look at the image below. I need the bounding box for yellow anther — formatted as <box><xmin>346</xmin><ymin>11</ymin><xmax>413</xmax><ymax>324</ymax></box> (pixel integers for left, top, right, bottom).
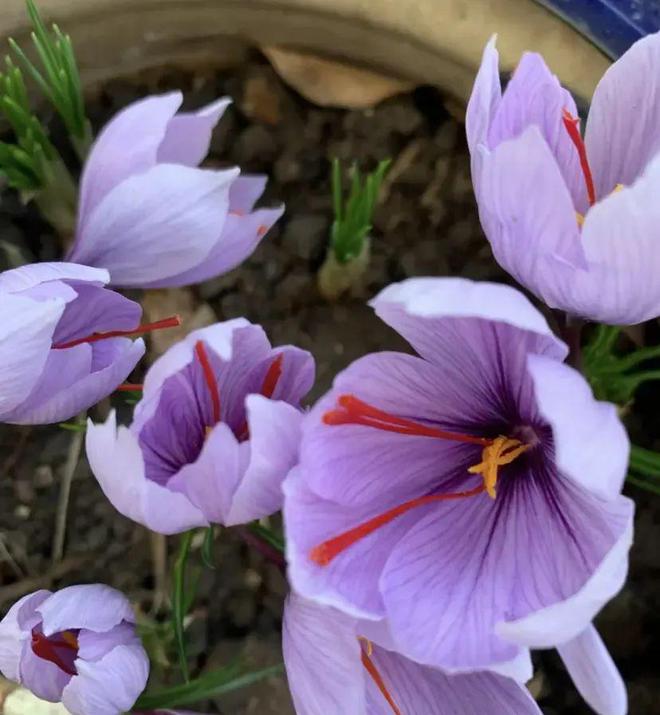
<box><xmin>613</xmin><ymin>183</ymin><xmax>624</xmax><ymax>193</ymax></box>
<box><xmin>575</xmin><ymin>212</ymin><xmax>585</xmax><ymax>227</ymax></box>
<box><xmin>468</xmin><ymin>436</ymin><xmax>529</xmax><ymax>499</ymax></box>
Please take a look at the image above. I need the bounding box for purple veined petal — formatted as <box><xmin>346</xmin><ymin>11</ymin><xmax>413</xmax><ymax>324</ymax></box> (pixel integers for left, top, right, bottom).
<box><xmin>466</xmin><ymin>35</ymin><xmax>501</xmax><ymax>155</ymax></box>
<box><xmin>496</xmin><ymin>509</ymin><xmax>634</xmax><ymax>649</ymax></box>
<box><xmin>0</xmin><ymin>293</ymin><xmax>65</xmax><ymax>416</ymax></box>
<box><xmin>477</xmin><ymin>126</ymin><xmax>586</xmax><ymax>284</ymax></box>
<box><xmin>573</xmin><ymin>152</ymin><xmax>660</xmax><ymax>324</ymax></box>
<box><xmin>86</xmin><ymin>411</ymin><xmax>207</xmax><ymax>534</ymax></box>
<box><xmin>371</xmin><ymin>276</ymin><xmax>568</xmax><ymax>367</ymax></box>
<box><xmin>0</xmin><ymin>590</ymin><xmax>50</xmax><ymax>681</ymax></box>
<box><xmin>558</xmin><ymin>625</ymin><xmax>626</xmax><ymax>715</ymax></box>
<box><xmin>243</xmin><ymin>345</ymin><xmax>315</xmax><ymax>406</ymax></box>
<box><xmin>157</xmin><ymin>97</ymin><xmax>231</xmax><ymax>167</ymax></box>
<box><xmin>282</xmin><ymin>593</ymin><xmax>366</xmax><ymax>715</ymax></box>
<box><xmin>167</xmin><ymin>422</ymin><xmax>243</xmax><ymax>525</ymax></box>
<box><xmin>70</xmin><ymin>164</ymin><xmax>239</xmax><ymax>288</ymax></box>
<box><xmin>224</xmin><ymin>395</ymin><xmax>304</xmax><ymax>525</ymax></box>
<box><xmin>379</xmin><ymin>469</ymin><xmax>632</xmax><ymax>671</ymax></box>
<box><xmin>366</xmin><ymin>647</ymin><xmax>542</xmax><ymax>715</ymax></box>
<box><xmin>18</xmin><ymin>639</ymin><xmax>71</xmax><ymax>702</ymax></box>
<box><xmin>51</xmin><ymin>284</ymin><xmax>142</xmax><ymax>346</ymax></box>
<box><xmin>229</xmin><ymin>174</ymin><xmax>268</xmax><ymax>213</ymax></box>
<box><xmin>284</xmin><ymin>466</ymin><xmax>427</xmax><ymax>620</ymax></box>
<box><xmin>77</xmin><ymin>92</ymin><xmax>183</xmax><ymax>229</ymax></box>
<box><xmin>0</xmin><ymin>263</ymin><xmax>109</xmax><ymax>294</ymax></box>
<box><xmin>37</xmin><ymin>585</ymin><xmax>136</xmax><ymax>636</ymax></box>
<box><xmin>6</xmin><ymin>338</ymin><xmax>145</xmax><ymax>425</ymax></box>
<box><xmin>62</xmin><ymin>643</ymin><xmax>149</xmax><ymax>715</ymax></box>
<box><xmin>486</xmin><ymin>51</ymin><xmax>585</xmax><ymax>210</ymax></box>
<box><xmin>586</xmin><ymin>31</ymin><xmax>660</xmax><ymax>196</ymax></box>
<box><xmin>77</xmin><ymin>623</ymin><xmax>141</xmax><ymax>662</ymax></box>
<box><xmin>527</xmin><ymin>354</ymin><xmax>629</xmax><ymax>498</ymax></box>
<box><xmin>140</xmin><ymin>206</ymin><xmax>284</xmax><ymax>289</ymax></box>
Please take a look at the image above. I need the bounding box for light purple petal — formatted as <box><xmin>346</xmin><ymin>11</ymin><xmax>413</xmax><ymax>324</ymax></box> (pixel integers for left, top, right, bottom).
<box><xmin>0</xmin><ymin>293</ymin><xmax>65</xmax><ymax>416</ymax></box>
<box><xmin>62</xmin><ymin>644</ymin><xmax>149</xmax><ymax>715</ymax></box>
<box><xmin>229</xmin><ymin>175</ymin><xmax>268</xmax><ymax>213</ymax></box>
<box><xmin>18</xmin><ymin>639</ymin><xmax>71</xmax><ymax>702</ymax></box>
<box><xmin>0</xmin><ymin>590</ymin><xmax>50</xmax><ymax>681</ymax></box>
<box><xmin>38</xmin><ymin>585</ymin><xmax>135</xmax><ymax>636</ymax></box>
<box><xmin>497</xmin><ymin>512</ymin><xmax>633</xmax><ymax>648</ymax></box>
<box><xmin>167</xmin><ymin>422</ymin><xmax>243</xmax><ymax>525</ymax></box>
<box><xmin>477</xmin><ymin>126</ymin><xmax>586</xmax><ymax>288</ymax></box>
<box><xmin>7</xmin><ymin>338</ymin><xmax>145</xmax><ymax>424</ymax></box>
<box><xmin>283</xmin><ymin>594</ymin><xmax>366</xmax><ymax>715</ymax></box>
<box><xmin>77</xmin><ymin>623</ymin><xmax>140</xmax><ymax>662</ymax></box>
<box><xmin>586</xmin><ymin>31</ymin><xmax>660</xmax><ymax>195</ymax></box>
<box><xmin>71</xmin><ymin>163</ymin><xmax>239</xmax><ymax>287</ymax></box>
<box><xmin>157</xmin><ymin>97</ymin><xmax>231</xmax><ymax>167</ymax></box>
<box><xmin>558</xmin><ymin>625</ymin><xmax>626</xmax><ymax>715</ymax></box>
<box><xmin>225</xmin><ymin>395</ymin><xmax>303</xmax><ymax>525</ymax></box>
<box><xmin>86</xmin><ymin>411</ymin><xmax>207</xmax><ymax>534</ymax></box>
<box><xmin>366</xmin><ymin>647</ymin><xmax>541</xmax><ymax>715</ymax></box>
<box><xmin>140</xmin><ymin>206</ymin><xmax>283</xmax><ymax>289</ymax></box>
<box><xmin>528</xmin><ymin>355</ymin><xmax>629</xmax><ymax>498</ymax></box>
<box><xmin>0</xmin><ymin>263</ymin><xmax>109</xmax><ymax>294</ymax></box>
<box><xmin>77</xmin><ymin>92</ymin><xmax>182</xmax><ymax>228</ymax></box>
<box><xmin>371</xmin><ymin>276</ymin><xmax>567</xmax><ymax>366</ymax></box>
<box><xmin>466</xmin><ymin>35</ymin><xmax>501</xmax><ymax>155</ymax></box>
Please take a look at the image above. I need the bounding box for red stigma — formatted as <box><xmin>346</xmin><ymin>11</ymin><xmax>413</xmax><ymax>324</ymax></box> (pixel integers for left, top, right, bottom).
<box><xmin>31</xmin><ymin>629</ymin><xmax>79</xmax><ymax>676</ymax></box>
<box><xmin>361</xmin><ymin>645</ymin><xmax>402</xmax><ymax>715</ymax></box>
<box><xmin>116</xmin><ymin>383</ymin><xmax>144</xmax><ymax>392</ymax></box>
<box><xmin>53</xmin><ymin>315</ymin><xmax>181</xmax><ymax>350</ymax></box>
<box><xmin>257</xmin><ymin>225</ymin><xmax>268</xmax><ymax>237</ymax></box>
<box><xmin>562</xmin><ymin>108</ymin><xmax>596</xmax><ymax>206</ymax></box>
<box><xmin>236</xmin><ymin>354</ymin><xmax>285</xmax><ymax>441</ymax></box>
<box><xmin>194</xmin><ymin>341</ymin><xmax>221</xmax><ymax>424</ymax></box>
<box><xmin>310</xmin><ymin>484</ymin><xmax>486</xmax><ymax>566</ymax></box>
<box><xmin>323</xmin><ymin>395</ymin><xmax>492</xmax><ymax>447</ymax></box>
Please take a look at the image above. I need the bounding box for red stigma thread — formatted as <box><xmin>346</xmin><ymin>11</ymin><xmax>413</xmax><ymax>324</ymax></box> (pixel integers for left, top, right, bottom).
<box><xmin>53</xmin><ymin>315</ymin><xmax>181</xmax><ymax>350</ymax></box>
<box><xmin>323</xmin><ymin>395</ymin><xmax>492</xmax><ymax>447</ymax></box>
<box><xmin>194</xmin><ymin>341</ymin><xmax>221</xmax><ymax>424</ymax></box>
<box><xmin>361</xmin><ymin>645</ymin><xmax>402</xmax><ymax>715</ymax></box>
<box><xmin>31</xmin><ymin>629</ymin><xmax>79</xmax><ymax>676</ymax></box>
<box><xmin>116</xmin><ymin>383</ymin><xmax>144</xmax><ymax>392</ymax></box>
<box><xmin>237</xmin><ymin>354</ymin><xmax>285</xmax><ymax>441</ymax></box>
<box><xmin>257</xmin><ymin>225</ymin><xmax>268</xmax><ymax>237</ymax></box>
<box><xmin>310</xmin><ymin>484</ymin><xmax>485</xmax><ymax>566</ymax></box>
<box><xmin>562</xmin><ymin>108</ymin><xmax>596</xmax><ymax>206</ymax></box>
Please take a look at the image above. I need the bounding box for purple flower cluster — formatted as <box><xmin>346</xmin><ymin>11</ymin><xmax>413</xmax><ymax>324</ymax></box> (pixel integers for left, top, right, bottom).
<box><xmin>1</xmin><ymin>28</ymin><xmax>654</xmax><ymax>715</ymax></box>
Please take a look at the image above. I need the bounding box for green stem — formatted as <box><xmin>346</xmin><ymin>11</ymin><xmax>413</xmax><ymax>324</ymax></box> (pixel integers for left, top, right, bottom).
<box><xmin>172</xmin><ymin>530</ymin><xmax>194</xmax><ymax>682</ymax></box>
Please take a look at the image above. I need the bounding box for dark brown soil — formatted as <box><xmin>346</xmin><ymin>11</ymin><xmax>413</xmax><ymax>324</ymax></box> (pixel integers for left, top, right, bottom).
<box><xmin>0</xmin><ymin>52</ymin><xmax>658</xmax><ymax>714</ymax></box>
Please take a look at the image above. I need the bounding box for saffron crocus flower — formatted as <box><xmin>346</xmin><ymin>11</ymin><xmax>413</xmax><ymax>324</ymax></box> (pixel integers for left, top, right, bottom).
<box><xmin>86</xmin><ymin>319</ymin><xmax>314</xmax><ymax>534</ymax></box>
<box><xmin>0</xmin><ymin>262</ymin><xmax>164</xmax><ymax>424</ymax></box>
<box><xmin>283</xmin><ymin>592</ymin><xmax>542</xmax><ymax>715</ymax></box>
<box><xmin>467</xmin><ymin>33</ymin><xmax>660</xmax><ymax>324</ymax></box>
<box><xmin>0</xmin><ymin>585</ymin><xmax>149</xmax><ymax>715</ymax></box>
<box><xmin>65</xmin><ymin>93</ymin><xmax>282</xmax><ymax>288</ymax></box>
<box><xmin>284</xmin><ymin>278</ymin><xmax>633</xmax><ymax>680</ymax></box>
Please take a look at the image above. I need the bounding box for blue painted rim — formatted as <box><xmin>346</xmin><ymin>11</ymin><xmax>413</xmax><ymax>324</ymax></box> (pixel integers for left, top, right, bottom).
<box><xmin>533</xmin><ymin>0</ymin><xmax>660</xmax><ymax>58</ymax></box>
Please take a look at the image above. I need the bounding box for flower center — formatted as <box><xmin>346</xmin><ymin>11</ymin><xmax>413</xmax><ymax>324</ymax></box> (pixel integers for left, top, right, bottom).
<box><xmin>562</xmin><ymin>109</ymin><xmax>596</xmax><ymax>207</ymax></box>
<box><xmin>359</xmin><ymin>638</ymin><xmax>402</xmax><ymax>715</ymax></box>
<box><xmin>31</xmin><ymin>627</ymin><xmax>79</xmax><ymax>676</ymax></box>
<box><xmin>309</xmin><ymin>395</ymin><xmax>528</xmax><ymax>566</ymax></box>
<box><xmin>53</xmin><ymin>315</ymin><xmax>181</xmax><ymax>350</ymax></box>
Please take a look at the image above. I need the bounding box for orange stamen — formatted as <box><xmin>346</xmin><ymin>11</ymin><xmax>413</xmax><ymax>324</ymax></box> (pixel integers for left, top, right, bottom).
<box><xmin>53</xmin><ymin>315</ymin><xmax>181</xmax><ymax>350</ymax></box>
<box><xmin>31</xmin><ymin>629</ymin><xmax>79</xmax><ymax>676</ymax></box>
<box><xmin>562</xmin><ymin>108</ymin><xmax>596</xmax><ymax>206</ymax></box>
<box><xmin>310</xmin><ymin>485</ymin><xmax>485</xmax><ymax>566</ymax></box>
<box><xmin>324</xmin><ymin>395</ymin><xmax>492</xmax><ymax>447</ymax></box>
<box><xmin>361</xmin><ymin>643</ymin><xmax>403</xmax><ymax>715</ymax></box>
<box><xmin>194</xmin><ymin>341</ymin><xmax>221</xmax><ymax>424</ymax></box>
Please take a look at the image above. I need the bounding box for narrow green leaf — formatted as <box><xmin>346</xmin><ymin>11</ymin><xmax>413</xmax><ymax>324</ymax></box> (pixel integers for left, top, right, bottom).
<box><xmin>172</xmin><ymin>530</ymin><xmax>194</xmax><ymax>682</ymax></box>
<box><xmin>248</xmin><ymin>522</ymin><xmax>285</xmax><ymax>553</ymax></box>
<box><xmin>201</xmin><ymin>526</ymin><xmax>216</xmax><ymax>569</ymax></box>
<box><xmin>58</xmin><ymin>420</ymin><xmax>87</xmax><ymax>433</ymax></box>
<box><xmin>629</xmin><ymin>444</ymin><xmax>660</xmax><ymax>478</ymax></box>
<box><xmin>626</xmin><ymin>474</ymin><xmax>660</xmax><ymax>496</ymax></box>
<box><xmin>134</xmin><ymin>663</ymin><xmax>283</xmax><ymax>710</ymax></box>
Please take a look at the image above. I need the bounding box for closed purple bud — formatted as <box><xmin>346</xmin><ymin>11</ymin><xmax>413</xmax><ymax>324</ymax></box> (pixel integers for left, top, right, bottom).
<box><xmin>65</xmin><ymin>93</ymin><xmax>283</xmax><ymax>288</ymax></box>
<box><xmin>0</xmin><ymin>262</ymin><xmax>146</xmax><ymax>424</ymax></box>
<box><xmin>0</xmin><ymin>585</ymin><xmax>149</xmax><ymax>715</ymax></box>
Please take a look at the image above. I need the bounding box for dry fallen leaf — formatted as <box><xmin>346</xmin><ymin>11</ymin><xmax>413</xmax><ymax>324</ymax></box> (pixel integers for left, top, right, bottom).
<box><xmin>262</xmin><ymin>46</ymin><xmax>413</xmax><ymax>109</ymax></box>
<box><xmin>242</xmin><ymin>74</ymin><xmax>282</xmax><ymax>125</ymax></box>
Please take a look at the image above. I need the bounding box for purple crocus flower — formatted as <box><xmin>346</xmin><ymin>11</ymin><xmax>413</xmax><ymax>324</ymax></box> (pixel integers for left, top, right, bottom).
<box><xmin>0</xmin><ymin>585</ymin><xmax>149</xmax><ymax>715</ymax></box>
<box><xmin>283</xmin><ymin>592</ymin><xmax>542</xmax><ymax>714</ymax></box>
<box><xmin>467</xmin><ymin>33</ymin><xmax>660</xmax><ymax>324</ymax></box>
<box><xmin>284</xmin><ymin>278</ymin><xmax>632</xmax><ymax>690</ymax></box>
<box><xmin>86</xmin><ymin>319</ymin><xmax>314</xmax><ymax>534</ymax></box>
<box><xmin>66</xmin><ymin>93</ymin><xmax>282</xmax><ymax>288</ymax></box>
<box><xmin>0</xmin><ymin>262</ymin><xmax>155</xmax><ymax>424</ymax></box>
